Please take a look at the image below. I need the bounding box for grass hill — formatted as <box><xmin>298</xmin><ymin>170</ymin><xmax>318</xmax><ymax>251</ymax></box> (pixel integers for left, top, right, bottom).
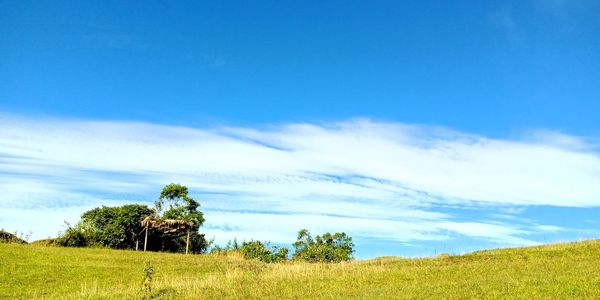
<box><xmin>1</xmin><ymin>240</ymin><xmax>599</xmax><ymax>299</ymax></box>
<box><xmin>0</xmin><ymin>230</ymin><xmax>27</xmax><ymax>244</ymax></box>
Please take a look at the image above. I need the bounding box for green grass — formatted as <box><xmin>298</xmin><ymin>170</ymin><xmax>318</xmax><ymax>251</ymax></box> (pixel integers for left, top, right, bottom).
<box><xmin>1</xmin><ymin>240</ymin><xmax>600</xmax><ymax>299</ymax></box>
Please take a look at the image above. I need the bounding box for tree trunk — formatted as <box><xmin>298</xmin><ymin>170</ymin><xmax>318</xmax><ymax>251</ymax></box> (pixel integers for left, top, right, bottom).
<box><xmin>144</xmin><ymin>225</ymin><xmax>148</xmax><ymax>252</ymax></box>
<box><xmin>185</xmin><ymin>230</ymin><xmax>191</xmax><ymax>255</ymax></box>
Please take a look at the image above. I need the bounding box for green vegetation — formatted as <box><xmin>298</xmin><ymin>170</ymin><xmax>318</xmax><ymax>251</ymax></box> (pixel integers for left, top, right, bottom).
<box><xmin>154</xmin><ymin>183</ymin><xmax>207</xmax><ymax>253</ymax></box>
<box><xmin>1</xmin><ymin>240</ymin><xmax>599</xmax><ymax>299</ymax></box>
<box><xmin>0</xmin><ymin>230</ymin><xmax>27</xmax><ymax>244</ymax></box>
<box><xmin>155</xmin><ymin>183</ymin><xmax>204</xmax><ymax>227</ymax></box>
<box><xmin>292</xmin><ymin>229</ymin><xmax>354</xmax><ymax>263</ymax></box>
<box><xmin>141</xmin><ymin>260</ymin><xmax>154</xmax><ymax>299</ymax></box>
<box><xmin>239</xmin><ymin>240</ymin><xmax>289</xmax><ymax>263</ymax></box>
<box><xmin>49</xmin><ymin>183</ymin><xmax>353</xmax><ymax>262</ymax></box>
<box><xmin>210</xmin><ymin>229</ymin><xmax>353</xmax><ymax>264</ymax></box>
<box><xmin>54</xmin><ymin>183</ymin><xmax>210</xmax><ymax>253</ymax></box>
<box><xmin>55</xmin><ymin>205</ymin><xmax>154</xmax><ymax>249</ymax></box>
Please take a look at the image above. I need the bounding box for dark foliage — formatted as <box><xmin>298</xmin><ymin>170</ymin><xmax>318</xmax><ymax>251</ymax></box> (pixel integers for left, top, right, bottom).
<box><xmin>56</xmin><ymin>224</ymin><xmax>89</xmax><ymax>247</ymax></box>
<box><xmin>82</xmin><ymin>204</ymin><xmax>155</xmax><ymax>249</ymax></box>
<box><xmin>0</xmin><ymin>230</ymin><xmax>27</xmax><ymax>244</ymax></box>
<box><xmin>146</xmin><ymin>231</ymin><xmax>210</xmax><ymax>254</ymax></box>
<box><xmin>56</xmin><ymin>205</ymin><xmax>154</xmax><ymax>248</ymax></box>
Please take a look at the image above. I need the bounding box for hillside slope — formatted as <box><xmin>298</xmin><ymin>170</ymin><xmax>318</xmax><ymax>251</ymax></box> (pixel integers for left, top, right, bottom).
<box><xmin>0</xmin><ymin>230</ymin><xmax>27</xmax><ymax>244</ymax></box>
<box><xmin>1</xmin><ymin>240</ymin><xmax>599</xmax><ymax>299</ymax></box>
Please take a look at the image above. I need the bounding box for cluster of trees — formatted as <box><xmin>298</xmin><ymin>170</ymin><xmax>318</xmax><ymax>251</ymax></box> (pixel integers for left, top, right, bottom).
<box><xmin>57</xmin><ymin>184</ymin><xmax>209</xmax><ymax>253</ymax></box>
<box><xmin>57</xmin><ymin>204</ymin><xmax>153</xmax><ymax>248</ymax></box>
<box><xmin>56</xmin><ymin>183</ymin><xmax>354</xmax><ymax>262</ymax></box>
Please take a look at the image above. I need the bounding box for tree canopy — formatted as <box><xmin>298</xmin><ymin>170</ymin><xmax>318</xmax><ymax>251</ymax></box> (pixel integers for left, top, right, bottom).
<box><xmin>147</xmin><ymin>183</ymin><xmax>208</xmax><ymax>253</ymax></box>
<box><xmin>56</xmin><ymin>204</ymin><xmax>154</xmax><ymax>249</ymax></box>
<box><xmin>155</xmin><ymin>183</ymin><xmax>204</xmax><ymax>227</ymax></box>
<box><xmin>81</xmin><ymin>204</ymin><xmax>155</xmax><ymax>249</ymax></box>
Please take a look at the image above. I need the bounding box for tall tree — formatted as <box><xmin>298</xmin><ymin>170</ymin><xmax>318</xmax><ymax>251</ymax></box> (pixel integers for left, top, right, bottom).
<box><xmin>153</xmin><ymin>183</ymin><xmax>208</xmax><ymax>253</ymax></box>
<box><xmin>155</xmin><ymin>183</ymin><xmax>204</xmax><ymax>227</ymax></box>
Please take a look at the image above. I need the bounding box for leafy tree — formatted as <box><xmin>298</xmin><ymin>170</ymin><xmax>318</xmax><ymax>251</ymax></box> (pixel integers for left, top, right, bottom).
<box><xmin>80</xmin><ymin>204</ymin><xmax>155</xmax><ymax>249</ymax></box>
<box><xmin>155</xmin><ymin>183</ymin><xmax>204</xmax><ymax>227</ymax></box>
<box><xmin>56</xmin><ymin>205</ymin><xmax>154</xmax><ymax>249</ymax></box>
<box><xmin>292</xmin><ymin>229</ymin><xmax>354</xmax><ymax>263</ymax></box>
<box><xmin>152</xmin><ymin>183</ymin><xmax>208</xmax><ymax>253</ymax></box>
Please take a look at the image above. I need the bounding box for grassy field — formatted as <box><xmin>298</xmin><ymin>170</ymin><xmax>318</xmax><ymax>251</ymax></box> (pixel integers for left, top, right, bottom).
<box><xmin>1</xmin><ymin>240</ymin><xmax>600</xmax><ymax>299</ymax></box>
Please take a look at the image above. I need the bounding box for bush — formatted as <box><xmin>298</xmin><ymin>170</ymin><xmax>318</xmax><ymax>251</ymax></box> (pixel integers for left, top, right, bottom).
<box><xmin>55</xmin><ymin>205</ymin><xmax>154</xmax><ymax>249</ymax></box>
<box><xmin>55</xmin><ymin>223</ymin><xmax>91</xmax><ymax>247</ymax></box>
<box><xmin>240</xmin><ymin>240</ymin><xmax>289</xmax><ymax>263</ymax></box>
<box><xmin>292</xmin><ymin>229</ymin><xmax>354</xmax><ymax>263</ymax></box>
<box><xmin>80</xmin><ymin>204</ymin><xmax>154</xmax><ymax>249</ymax></box>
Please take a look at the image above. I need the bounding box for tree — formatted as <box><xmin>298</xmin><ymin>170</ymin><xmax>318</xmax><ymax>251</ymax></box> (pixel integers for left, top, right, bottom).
<box><xmin>292</xmin><ymin>229</ymin><xmax>354</xmax><ymax>263</ymax></box>
<box><xmin>155</xmin><ymin>183</ymin><xmax>204</xmax><ymax>227</ymax></box>
<box><xmin>57</xmin><ymin>204</ymin><xmax>154</xmax><ymax>249</ymax></box>
<box><xmin>151</xmin><ymin>183</ymin><xmax>208</xmax><ymax>253</ymax></box>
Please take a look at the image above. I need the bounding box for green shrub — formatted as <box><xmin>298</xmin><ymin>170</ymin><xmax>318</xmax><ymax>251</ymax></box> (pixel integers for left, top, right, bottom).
<box><xmin>141</xmin><ymin>260</ymin><xmax>153</xmax><ymax>299</ymax></box>
<box><xmin>55</xmin><ymin>205</ymin><xmax>153</xmax><ymax>249</ymax></box>
<box><xmin>240</xmin><ymin>240</ymin><xmax>289</xmax><ymax>263</ymax></box>
<box><xmin>80</xmin><ymin>204</ymin><xmax>154</xmax><ymax>249</ymax></box>
<box><xmin>55</xmin><ymin>223</ymin><xmax>91</xmax><ymax>247</ymax></box>
<box><xmin>292</xmin><ymin>229</ymin><xmax>354</xmax><ymax>263</ymax></box>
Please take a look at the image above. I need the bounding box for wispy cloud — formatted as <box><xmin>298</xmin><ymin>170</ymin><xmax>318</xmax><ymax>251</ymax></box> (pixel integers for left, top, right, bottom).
<box><xmin>1</xmin><ymin>113</ymin><xmax>599</xmax><ymax>255</ymax></box>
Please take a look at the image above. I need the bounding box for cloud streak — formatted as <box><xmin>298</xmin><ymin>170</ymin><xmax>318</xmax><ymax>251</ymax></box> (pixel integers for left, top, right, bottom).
<box><xmin>1</xmin><ymin>113</ymin><xmax>599</xmax><ymax>255</ymax></box>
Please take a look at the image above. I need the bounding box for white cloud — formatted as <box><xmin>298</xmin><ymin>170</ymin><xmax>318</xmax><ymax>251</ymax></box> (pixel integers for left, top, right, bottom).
<box><xmin>1</xmin><ymin>113</ymin><xmax>599</xmax><ymax>249</ymax></box>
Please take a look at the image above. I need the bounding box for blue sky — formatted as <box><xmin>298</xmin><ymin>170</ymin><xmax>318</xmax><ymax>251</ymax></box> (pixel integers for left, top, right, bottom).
<box><xmin>1</xmin><ymin>1</ymin><xmax>600</xmax><ymax>258</ymax></box>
